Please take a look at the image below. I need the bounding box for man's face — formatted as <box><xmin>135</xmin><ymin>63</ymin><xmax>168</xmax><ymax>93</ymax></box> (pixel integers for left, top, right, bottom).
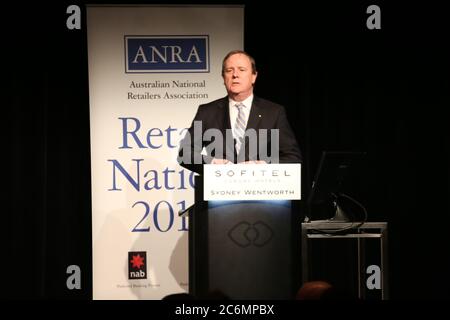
<box><xmin>223</xmin><ymin>53</ymin><xmax>257</xmax><ymax>99</ymax></box>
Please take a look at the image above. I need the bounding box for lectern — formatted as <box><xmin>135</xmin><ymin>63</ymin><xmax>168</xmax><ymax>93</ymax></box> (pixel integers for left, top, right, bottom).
<box><xmin>184</xmin><ymin>164</ymin><xmax>302</xmax><ymax>299</ymax></box>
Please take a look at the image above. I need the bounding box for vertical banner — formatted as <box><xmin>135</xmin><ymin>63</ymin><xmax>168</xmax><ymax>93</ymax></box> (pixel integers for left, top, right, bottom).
<box><xmin>87</xmin><ymin>5</ymin><xmax>243</xmax><ymax>299</ymax></box>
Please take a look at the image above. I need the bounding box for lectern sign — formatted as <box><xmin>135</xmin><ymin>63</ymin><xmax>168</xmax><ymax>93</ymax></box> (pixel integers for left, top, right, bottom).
<box><xmin>204</xmin><ymin>164</ymin><xmax>301</xmax><ymax>201</ymax></box>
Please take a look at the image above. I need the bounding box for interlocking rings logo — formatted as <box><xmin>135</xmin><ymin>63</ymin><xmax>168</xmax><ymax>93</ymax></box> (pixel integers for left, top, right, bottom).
<box><xmin>228</xmin><ymin>221</ymin><xmax>274</xmax><ymax>248</ymax></box>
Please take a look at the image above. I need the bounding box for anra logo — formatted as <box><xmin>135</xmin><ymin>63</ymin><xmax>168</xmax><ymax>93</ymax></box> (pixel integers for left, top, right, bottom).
<box><xmin>125</xmin><ymin>36</ymin><xmax>209</xmax><ymax>73</ymax></box>
<box><xmin>128</xmin><ymin>251</ymin><xmax>147</xmax><ymax>280</ymax></box>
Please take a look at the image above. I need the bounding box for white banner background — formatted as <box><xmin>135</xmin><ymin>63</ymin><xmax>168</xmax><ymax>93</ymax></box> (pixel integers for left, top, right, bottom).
<box><xmin>87</xmin><ymin>5</ymin><xmax>243</xmax><ymax>299</ymax></box>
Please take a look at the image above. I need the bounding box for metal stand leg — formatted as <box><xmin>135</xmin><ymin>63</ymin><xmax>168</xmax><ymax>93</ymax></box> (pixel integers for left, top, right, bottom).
<box><xmin>301</xmin><ymin>224</ymin><xmax>309</xmax><ymax>285</ymax></box>
<box><xmin>357</xmin><ymin>235</ymin><xmax>366</xmax><ymax>299</ymax></box>
<box><xmin>381</xmin><ymin>227</ymin><xmax>389</xmax><ymax>299</ymax></box>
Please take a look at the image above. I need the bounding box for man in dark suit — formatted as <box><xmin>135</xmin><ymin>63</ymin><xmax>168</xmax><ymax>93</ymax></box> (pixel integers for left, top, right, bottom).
<box><xmin>178</xmin><ymin>50</ymin><xmax>301</xmax><ymax>173</ymax></box>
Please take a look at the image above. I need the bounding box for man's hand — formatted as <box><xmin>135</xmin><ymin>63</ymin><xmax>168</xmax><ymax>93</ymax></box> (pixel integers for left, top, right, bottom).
<box><xmin>239</xmin><ymin>160</ymin><xmax>267</xmax><ymax>164</ymax></box>
<box><xmin>211</xmin><ymin>158</ymin><xmax>231</xmax><ymax>164</ymax></box>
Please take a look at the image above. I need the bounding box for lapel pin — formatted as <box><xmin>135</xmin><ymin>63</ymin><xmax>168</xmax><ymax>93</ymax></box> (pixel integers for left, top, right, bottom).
<box><xmin>258</xmin><ymin>114</ymin><xmax>261</xmax><ymax>117</ymax></box>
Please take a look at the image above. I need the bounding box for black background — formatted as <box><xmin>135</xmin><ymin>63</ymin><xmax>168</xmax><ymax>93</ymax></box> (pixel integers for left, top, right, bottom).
<box><xmin>3</xmin><ymin>0</ymin><xmax>449</xmax><ymax>300</ymax></box>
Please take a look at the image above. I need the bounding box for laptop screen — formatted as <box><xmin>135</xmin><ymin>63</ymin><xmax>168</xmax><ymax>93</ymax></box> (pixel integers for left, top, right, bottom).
<box><xmin>307</xmin><ymin>151</ymin><xmax>366</xmax><ymax>220</ymax></box>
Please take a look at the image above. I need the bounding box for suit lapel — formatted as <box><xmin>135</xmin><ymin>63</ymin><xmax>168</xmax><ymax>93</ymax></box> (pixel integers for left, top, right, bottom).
<box><xmin>242</xmin><ymin>96</ymin><xmax>263</xmax><ymax>160</ymax></box>
<box><xmin>246</xmin><ymin>96</ymin><xmax>262</xmax><ymax>130</ymax></box>
<box><xmin>220</xmin><ymin>99</ymin><xmax>232</xmax><ymax>130</ymax></box>
<box><xmin>218</xmin><ymin>97</ymin><xmax>235</xmax><ymax>161</ymax></box>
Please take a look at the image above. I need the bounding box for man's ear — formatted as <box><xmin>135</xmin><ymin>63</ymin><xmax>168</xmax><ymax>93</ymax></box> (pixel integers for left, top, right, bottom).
<box><xmin>252</xmin><ymin>71</ymin><xmax>258</xmax><ymax>85</ymax></box>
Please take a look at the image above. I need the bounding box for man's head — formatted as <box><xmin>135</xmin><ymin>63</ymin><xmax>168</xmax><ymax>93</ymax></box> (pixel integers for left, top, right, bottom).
<box><xmin>222</xmin><ymin>50</ymin><xmax>258</xmax><ymax>101</ymax></box>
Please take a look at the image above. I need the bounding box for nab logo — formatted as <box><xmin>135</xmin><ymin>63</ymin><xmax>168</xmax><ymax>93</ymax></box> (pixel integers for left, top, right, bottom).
<box><xmin>128</xmin><ymin>251</ymin><xmax>147</xmax><ymax>280</ymax></box>
<box><xmin>125</xmin><ymin>35</ymin><xmax>209</xmax><ymax>73</ymax></box>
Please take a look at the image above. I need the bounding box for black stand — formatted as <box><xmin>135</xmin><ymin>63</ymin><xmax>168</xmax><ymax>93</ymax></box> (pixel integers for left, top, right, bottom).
<box><xmin>182</xmin><ymin>176</ymin><xmax>301</xmax><ymax>299</ymax></box>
